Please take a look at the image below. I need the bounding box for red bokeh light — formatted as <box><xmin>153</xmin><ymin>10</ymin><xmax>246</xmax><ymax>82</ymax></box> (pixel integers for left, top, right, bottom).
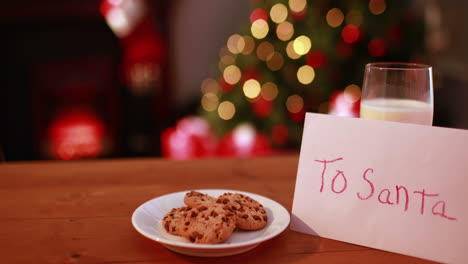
<box><xmin>250</xmin><ymin>8</ymin><xmax>268</xmax><ymax>23</ymax></box>
<box><xmin>272</xmin><ymin>124</ymin><xmax>289</xmax><ymax>146</ymax></box>
<box><xmin>306</xmin><ymin>50</ymin><xmax>326</xmax><ymax>68</ymax></box>
<box><xmin>341</xmin><ymin>25</ymin><xmax>360</xmax><ymax>44</ymax></box>
<box><xmin>252</xmin><ymin>97</ymin><xmax>273</xmax><ymax>118</ymax></box>
<box><xmin>368</xmin><ymin>38</ymin><xmax>386</xmax><ymax>57</ymax></box>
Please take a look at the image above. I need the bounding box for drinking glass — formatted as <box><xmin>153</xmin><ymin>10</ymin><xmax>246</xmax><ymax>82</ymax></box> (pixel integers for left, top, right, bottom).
<box><xmin>360</xmin><ymin>62</ymin><xmax>434</xmax><ymax>125</ymax></box>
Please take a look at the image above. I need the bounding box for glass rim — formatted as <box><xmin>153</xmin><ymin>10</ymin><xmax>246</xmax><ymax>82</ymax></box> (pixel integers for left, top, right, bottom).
<box><xmin>366</xmin><ymin>62</ymin><xmax>431</xmax><ymax>71</ymax></box>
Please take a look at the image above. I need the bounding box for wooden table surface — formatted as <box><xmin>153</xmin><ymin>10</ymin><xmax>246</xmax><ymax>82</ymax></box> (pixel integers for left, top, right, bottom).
<box><xmin>0</xmin><ymin>155</ymin><xmax>438</xmax><ymax>264</ymax></box>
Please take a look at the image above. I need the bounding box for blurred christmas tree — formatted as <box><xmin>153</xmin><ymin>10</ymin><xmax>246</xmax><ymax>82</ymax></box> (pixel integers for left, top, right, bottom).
<box><xmin>198</xmin><ymin>0</ymin><xmax>425</xmax><ymax>150</ymax></box>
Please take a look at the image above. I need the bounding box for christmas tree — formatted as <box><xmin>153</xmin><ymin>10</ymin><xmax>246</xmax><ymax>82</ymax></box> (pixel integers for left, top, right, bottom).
<box><xmin>198</xmin><ymin>0</ymin><xmax>425</xmax><ymax>150</ymax></box>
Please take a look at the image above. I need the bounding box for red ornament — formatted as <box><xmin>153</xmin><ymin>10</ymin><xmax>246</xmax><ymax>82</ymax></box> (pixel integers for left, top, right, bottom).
<box><xmin>252</xmin><ymin>97</ymin><xmax>273</xmax><ymax>118</ymax></box>
<box><xmin>368</xmin><ymin>38</ymin><xmax>386</xmax><ymax>57</ymax></box>
<box><xmin>217</xmin><ymin>124</ymin><xmax>272</xmax><ymax>157</ymax></box>
<box><xmin>250</xmin><ymin>8</ymin><xmax>268</xmax><ymax>23</ymax></box>
<box><xmin>336</xmin><ymin>42</ymin><xmax>354</xmax><ymax>58</ymax></box>
<box><xmin>306</xmin><ymin>50</ymin><xmax>326</xmax><ymax>68</ymax></box>
<box><xmin>161</xmin><ymin>117</ymin><xmax>218</xmax><ymax>159</ymax></box>
<box><xmin>341</xmin><ymin>25</ymin><xmax>360</xmax><ymax>44</ymax></box>
<box><xmin>272</xmin><ymin>124</ymin><xmax>289</xmax><ymax>146</ymax></box>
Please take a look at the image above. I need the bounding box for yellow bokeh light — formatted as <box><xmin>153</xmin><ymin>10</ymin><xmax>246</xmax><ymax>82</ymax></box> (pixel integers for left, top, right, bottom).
<box><xmin>218</xmin><ymin>101</ymin><xmax>235</xmax><ymax>120</ymax></box>
<box><xmin>243</xmin><ymin>79</ymin><xmax>261</xmax><ymax>99</ymax></box>
<box><xmin>289</xmin><ymin>0</ymin><xmax>307</xmax><ymax>13</ymax></box>
<box><xmin>326</xmin><ymin>8</ymin><xmax>344</xmax><ymax>28</ymax></box>
<box><xmin>242</xmin><ymin>35</ymin><xmax>255</xmax><ymax>55</ymax></box>
<box><xmin>276</xmin><ymin>21</ymin><xmax>294</xmax><ymax>41</ymax></box>
<box><xmin>223</xmin><ymin>65</ymin><xmax>242</xmax><ymax>85</ymax></box>
<box><xmin>266</xmin><ymin>52</ymin><xmax>284</xmax><ymax>71</ymax></box>
<box><xmin>227</xmin><ymin>34</ymin><xmax>245</xmax><ymax>54</ymax></box>
<box><xmin>297</xmin><ymin>65</ymin><xmax>315</xmax><ymax>84</ymax></box>
<box><xmin>256</xmin><ymin>41</ymin><xmax>275</xmax><ymax>61</ymax></box>
<box><xmin>346</xmin><ymin>10</ymin><xmax>363</xmax><ymax>26</ymax></box>
<box><xmin>286</xmin><ymin>41</ymin><xmax>301</xmax><ymax>59</ymax></box>
<box><xmin>251</xmin><ymin>19</ymin><xmax>269</xmax><ymax>39</ymax></box>
<box><xmin>293</xmin><ymin>35</ymin><xmax>312</xmax><ymax>55</ymax></box>
<box><xmin>261</xmin><ymin>82</ymin><xmax>279</xmax><ymax>101</ymax></box>
<box><xmin>270</xmin><ymin>3</ymin><xmax>288</xmax><ymax>24</ymax></box>
<box><xmin>201</xmin><ymin>78</ymin><xmax>219</xmax><ymax>94</ymax></box>
<box><xmin>286</xmin><ymin>94</ymin><xmax>304</xmax><ymax>113</ymax></box>
<box><xmin>369</xmin><ymin>0</ymin><xmax>386</xmax><ymax>15</ymax></box>
<box><xmin>201</xmin><ymin>92</ymin><xmax>219</xmax><ymax>112</ymax></box>
<box><xmin>344</xmin><ymin>84</ymin><xmax>361</xmax><ymax>103</ymax></box>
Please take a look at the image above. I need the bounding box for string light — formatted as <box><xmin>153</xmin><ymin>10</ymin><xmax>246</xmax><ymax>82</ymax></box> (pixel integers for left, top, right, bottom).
<box><xmin>261</xmin><ymin>82</ymin><xmax>279</xmax><ymax>101</ymax></box>
<box><xmin>241</xmin><ymin>36</ymin><xmax>255</xmax><ymax>55</ymax></box>
<box><xmin>223</xmin><ymin>65</ymin><xmax>242</xmax><ymax>85</ymax></box>
<box><xmin>326</xmin><ymin>8</ymin><xmax>344</xmax><ymax>28</ymax></box>
<box><xmin>297</xmin><ymin>65</ymin><xmax>315</xmax><ymax>84</ymax></box>
<box><xmin>227</xmin><ymin>34</ymin><xmax>245</xmax><ymax>54</ymax></box>
<box><xmin>293</xmin><ymin>35</ymin><xmax>312</xmax><ymax>55</ymax></box>
<box><xmin>218</xmin><ymin>101</ymin><xmax>236</xmax><ymax>120</ymax></box>
<box><xmin>266</xmin><ymin>52</ymin><xmax>284</xmax><ymax>71</ymax></box>
<box><xmin>286</xmin><ymin>41</ymin><xmax>301</xmax><ymax>59</ymax></box>
<box><xmin>201</xmin><ymin>78</ymin><xmax>219</xmax><ymax>94</ymax></box>
<box><xmin>257</xmin><ymin>41</ymin><xmax>275</xmax><ymax>61</ymax></box>
<box><xmin>270</xmin><ymin>3</ymin><xmax>288</xmax><ymax>24</ymax></box>
<box><xmin>201</xmin><ymin>93</ymin><xmax>219</xmax><ymax>112</ymax></box>
<box><xmin>369</xmin><ymin>0</ymin><xmax>386</xmax><ymax>15</ymax></box>
<box><xmin>243</xmin><ymin>79</ymin><xmax>261</xmax><ymax>99</ymax></box>
<box><xmin>251</xmin><ymin>19</ymin><xmax>269</xmax><ymax>39</ymax></box>
<box><xmin>276</xmin><ymin>21</ymin><xmax>294</xmax><ymax>41</ymax></box>
<box><xmin>286</xmin><ymin>94</ymin><xmax>304</xmax><ymax>113</ymax></box>
<box><xmin>289</xmin><ymin>0</ymin><xmax>307</xmax><ymax>14</ymax></box>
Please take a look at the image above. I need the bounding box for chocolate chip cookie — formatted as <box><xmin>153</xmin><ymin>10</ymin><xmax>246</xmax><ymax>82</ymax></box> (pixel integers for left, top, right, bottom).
<box><xmin>216</xmin><ymin>192</ymin><xmax>268</xmax><ymax>230</ymax></box>
<box><xmin>183</xmin><ymin>191</ymin><xmax>216</xmax><ymax>207</ymax></box>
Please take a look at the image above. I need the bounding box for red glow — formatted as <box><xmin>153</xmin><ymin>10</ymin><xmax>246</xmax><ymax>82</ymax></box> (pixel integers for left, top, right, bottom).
<box><xmin>368</xmin><ymin>38</ymin><xmax>386</xmax><ymax>57</ymax></box>
<box><xmin>272</xmin><ymin>124</ymin><xmax>289</xmax><ymax>146</ymax></box>
<box><xmin>306</xmin><ymin>50</ymin><xmax>326</xmax><ymax>68</ymax></box>
<box><xmin>252</xmin><ymin>97</ymin><xmax>273</xmax><ymax>118</ymax></box>
<box><xmin>49</xmin><ymin>109</ymin><xmax>105</xmax><ymax>160</ymax></box>
<box><xmin>219</xmin><ymin>77</ymin><xmax>235</xmax><ymax>93</ymax></box>
<box><xmin>342</xmin><ymin>25</ymin><xmax>360</xmax><ymax>44</ymax></box>
<box><xmin>336</xmin><ymin>42</ymin><xmax>354</xmax><ymax>58</ymax></box>
<box><xmin>289</xmin><ymin>109</ymin><xmax>306</xmax><ymax>122</ymax></box>
<box><xmin>250</xmin><ymin>8</ymin><xmax>268</xmax><ymax>23</ymax></box>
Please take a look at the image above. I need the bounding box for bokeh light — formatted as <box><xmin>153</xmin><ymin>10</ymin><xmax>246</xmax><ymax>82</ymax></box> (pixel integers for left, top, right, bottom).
<box><xmin>257</xmin><ymin>41</ymin><xmax>275</xmax><ymax>61</ymax></box>
<box><xmin>223</xmin><ymin>65</ymin><xmax>242</xmax><ymax>85</ymax></box>
<box><xmin>270</xmin><ymin>3</ymin><xmax>288</xmax><ymax>24</ymax></box>
<box><xmin>201</xmin><ymin>78</ymin><xmax>219</xmax><ymax>94</ymax></box>
<box><xmin>266</xmin><ymin>52</ymin><xmax>284</xmax><ymax>71</ymax></box>
<box><xmin>369</xmin><ymin>0</ymin><xmax>386</xmax><ymax>15</ymax></box>
<box><xmin>227</xmin><ymin>34</ymin><xmax>245</xmax><ymax>54</ymax></box>
<box><xmin>368</xmin><ymin>38</ymin><xmax>386</xmax><ymax>57</ymax></box>
<box><xmin>218</xmin><ymin>101</ymin><xmax>236</xmax><ymax>120</ymax></box>
<box><xmin>243</xmin><ymin>79</ymin><xmax>261</xmax><ymax>99</ymax></box>
<box><xmin>276</xmin><ymin>21</ymin><xmax>294</xmax><ymax>41</ymax></box>
<box><xmin>342</xmin><ymin>24</ymin><xmax>360</xmax><ymax>43</ymax></box>
<box><xmin>326</xmin><ymin>8</ymin><xmax>344</xmax><ymax>28</ymax></box>
<box><xmin>242</xmin><ymin>35</ymin><xmax>255</xmax><ymax>55</ymax></box>
<box><xmin>297</xmin><ymin>65</ymin><xmax>315</xmax><ymax>84</ymax></box>
<box><xmin>251</xmin><ymin>19</ymin><xmax>269</xmax><ymax>39</ymax></box>
<box><xmin>293</xmin><ymin>35</ymin><xmax>312</xmax><ymax>55</ymax></box>
<box><xmin>250</xmin><ymin>8</ymin><xmax>268</xmax><ymax>23</ymax></box>
<box><xmin>286</xmin><ymin>94</ymin><xmax>304</xmax><ymax>113</ymax></box>
<box><xmin>289</xmin><ymin>0</ymin><xmax>307</xmax><ymax>14</ymax></box>
<box><xmin>343</xmin><ymin>84</ymin><xmax>361</xmax><ymax>103</ymax></box>
<box><xmin>346</xmin><ymin>10</ymin><xmax>363</xmax><ymax>26</ymax></box>
<box><xmin>261</xmin><ymin>82</ymin><xmax>279</xmax><ymax>101</ymax></box>
<box><xmin>286</xmin><ymin>41</ymin><xmax>301</xmax><ymax>59</ymax></box>
<box><xmin>201</xmin><ymin>93</ymin><xmax>219</xmax><ymax>111</ymax></box>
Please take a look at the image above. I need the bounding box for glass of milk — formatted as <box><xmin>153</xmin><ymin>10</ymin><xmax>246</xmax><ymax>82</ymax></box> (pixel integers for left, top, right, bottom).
<box><xmin>360</xmin><ymin>63</ymin><xmax>434</xmax><ymax>126</ymax></box>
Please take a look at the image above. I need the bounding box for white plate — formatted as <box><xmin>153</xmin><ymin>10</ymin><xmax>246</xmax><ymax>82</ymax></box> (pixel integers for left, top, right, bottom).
<box><xmin>132</xmin><ymin>189</ymin><xmax>290</xmax><ymax>257</ymax></box>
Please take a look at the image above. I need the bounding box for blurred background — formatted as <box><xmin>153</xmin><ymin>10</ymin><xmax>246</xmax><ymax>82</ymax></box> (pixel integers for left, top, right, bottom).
<box><xmin>1</xmin><ymin>0</ymin><xmax>467</xmax><ymax>161</ymax></box>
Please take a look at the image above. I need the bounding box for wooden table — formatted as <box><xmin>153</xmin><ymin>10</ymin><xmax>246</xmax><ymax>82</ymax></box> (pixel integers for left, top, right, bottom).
<box><xmin>0</xmin><ymin>155</ymin><xmax>438</xmax><ymax>264</ymax></box>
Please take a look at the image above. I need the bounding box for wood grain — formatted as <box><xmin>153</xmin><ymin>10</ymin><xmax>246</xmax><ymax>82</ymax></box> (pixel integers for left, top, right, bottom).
<box><xmin>0</xmin><ymin>155</ymin><xmax>438</xmax><ymax>264</ymax></box>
